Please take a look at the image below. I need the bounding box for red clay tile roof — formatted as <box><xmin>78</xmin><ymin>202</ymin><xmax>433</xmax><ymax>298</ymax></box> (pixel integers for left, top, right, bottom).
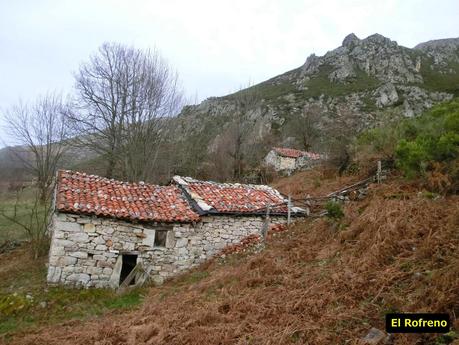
<box><xmin>172</xmin><ymin>176</ymin><xmax>296</xmax><ymax>215</ymax></box>
<box><xmin>273</xmin><ymin>147</ymin><xmax>322</xmax><ymax>160</ymax></box>
<box><xmin>56</xmin><ymin>170</ymin><xmax>200</xmax><ymax>223</ymax></box>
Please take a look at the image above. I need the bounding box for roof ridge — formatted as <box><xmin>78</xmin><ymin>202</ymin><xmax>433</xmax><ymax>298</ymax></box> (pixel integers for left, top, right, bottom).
<box><xmin>271</xmin><ymin>147</ymin><xmax>323</xmax><ymax>159</ymax></box>
<box><xmin>172</xmin><ymin>175</ymin><xmax>278</xmax><ymax>191</ymax></box>
<box><xmin>59</xmin><ymin>170</ymin><xmax>166</xmax><ymax>188</ymax></box>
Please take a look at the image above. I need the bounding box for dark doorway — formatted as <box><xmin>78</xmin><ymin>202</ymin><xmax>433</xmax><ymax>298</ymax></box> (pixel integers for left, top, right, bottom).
<box><xmin>119</xmin><ymin>254</ymin><xmax>137</xmax><ymax>286</ymax></box>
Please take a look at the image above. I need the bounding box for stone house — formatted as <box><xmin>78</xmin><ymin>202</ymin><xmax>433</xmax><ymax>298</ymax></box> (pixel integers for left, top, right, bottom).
<box><xmin>47</xmin><ymin>171</ymin><xmax>304</xmax><ymax>288</ymax></box>
<box><xmin>264</xmin><ymin>147</ymin><xmax>323</xmax><ymax>173</ymax></box>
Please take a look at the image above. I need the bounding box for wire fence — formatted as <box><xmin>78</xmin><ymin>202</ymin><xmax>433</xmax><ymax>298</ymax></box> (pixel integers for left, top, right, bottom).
<box><xmin>227</xmin><ymin>161</ymin><xmax>389</xmax><ymax>230</ymax></box>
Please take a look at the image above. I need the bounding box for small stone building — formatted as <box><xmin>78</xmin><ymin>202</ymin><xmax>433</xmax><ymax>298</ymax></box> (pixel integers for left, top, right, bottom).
<box><xmin>47</xmin><ymin>171</ymin><xmax>304</xmax><ymax>288</ymax></box>
<box><xmin>264</xmin><ymin>147</ymin><xmax>323</xmax><ymax>173</ymax></box>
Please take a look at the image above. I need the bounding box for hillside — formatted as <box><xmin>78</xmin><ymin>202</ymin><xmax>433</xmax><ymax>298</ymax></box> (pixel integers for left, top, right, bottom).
<box><xmin>0</xmin><ymin>143</ymin><xmax>99</xmax><ymax>193</ymax></box>
<box><xmin>1</xmin><ymin>33</ymin><xmax>458</xmax><ymax>183</ymax></box>
<box><xmin>4</xmin><ymin>175</ymin><xmax>458</xmax><ymax>345</ymax></box>
<box><xmin>169</xmin><ymin>33</ymin><xmax>459</xmax><ymax>175</ymax></box>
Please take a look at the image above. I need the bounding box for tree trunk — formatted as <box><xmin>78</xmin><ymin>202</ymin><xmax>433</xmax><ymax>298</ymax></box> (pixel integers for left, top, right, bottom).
<box><xmin>105</xmin><ymin>157</ymin><xmax>116</xmax><ymax>178</ymax></box>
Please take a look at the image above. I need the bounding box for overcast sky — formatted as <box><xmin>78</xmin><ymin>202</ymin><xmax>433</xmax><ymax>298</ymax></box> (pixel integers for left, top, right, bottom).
<box><xmin>0</xmin><ymin>0</ymin><xmax>458</xmax><ymax>146</ymax></box>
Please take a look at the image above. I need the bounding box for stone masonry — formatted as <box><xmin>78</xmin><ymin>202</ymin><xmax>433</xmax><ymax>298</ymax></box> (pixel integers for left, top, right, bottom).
<box><xmin>264</xmin><ymin>148</ymin><xmax>322</xmax><ymax>173</ymax></box>
<box><xmin>47</xmin><ymin>212</ymin><xmax>286</xmax><ymax>288</ymax></box>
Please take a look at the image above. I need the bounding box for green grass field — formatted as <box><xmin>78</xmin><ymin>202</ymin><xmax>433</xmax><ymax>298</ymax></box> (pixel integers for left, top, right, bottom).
<box><xmin>0</xmin><ymin>191</ymin><xmax>35</xmax><ymax>242</ymax></box>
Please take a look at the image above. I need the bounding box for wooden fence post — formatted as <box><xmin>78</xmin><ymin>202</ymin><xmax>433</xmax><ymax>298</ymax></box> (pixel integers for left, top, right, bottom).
<box><xmin>287</xmin><ymin>195</ymin><xmax>291</xmax><ymax>225</ymax></box>
<box><xmin>262</xmin><ymin>204</ymin><xmax>271</xmax><ymax>240</ymax></box>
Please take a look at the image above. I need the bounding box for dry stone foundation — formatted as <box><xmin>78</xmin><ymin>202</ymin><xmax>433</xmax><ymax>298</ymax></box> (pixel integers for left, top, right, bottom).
<box><xmin>47</xmin><ymin>213</ymin><xmax>286</xmax><ymax>288</ymax></box>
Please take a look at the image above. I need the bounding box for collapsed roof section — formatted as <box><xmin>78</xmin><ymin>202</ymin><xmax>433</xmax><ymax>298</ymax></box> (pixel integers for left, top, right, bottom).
<box><xmin>172</xmin><ymin>176</ymin><xmax>305</xmax><ymax>216</ymax></box>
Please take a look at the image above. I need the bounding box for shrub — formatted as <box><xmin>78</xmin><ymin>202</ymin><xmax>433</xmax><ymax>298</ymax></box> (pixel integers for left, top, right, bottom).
<box><xmin>355</xmin><ymin>98</ymin><xmax>459</xmax><ymax>192</ymax></box>
<box><xmin>352</xmin><ymin>112</ymin><xmax>403</xmax><ymax>174</ymax></box>
<box><xmin>356</xmin><ymin>123</ymin><xmax>400</xmax><ymax>160</ymax></box>
<box><xmin>394</xmin><ymin>99</ymin><xmax>459</xmax><ymax>180</ymax></box>
<box><xmin>325</xmin><ymin>201</ymin><xmax>344</xmax><ymax>222</ymax></box>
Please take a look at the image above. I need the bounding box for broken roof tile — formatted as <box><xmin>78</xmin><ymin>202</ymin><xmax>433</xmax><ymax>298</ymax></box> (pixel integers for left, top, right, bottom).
<box><xmin>172</xmin><ymin>176</ymin><xmax>295</xmax><ymax>215</ymax></box>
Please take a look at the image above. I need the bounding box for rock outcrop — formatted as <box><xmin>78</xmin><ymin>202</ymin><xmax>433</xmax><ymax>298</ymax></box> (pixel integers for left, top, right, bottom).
<box><xmin>414</xmin><ymin>37</ymin><xmax>459</xmax><ymax>67</ymax></box>
<box><xmin>166</xmin><ymin>34</ymin><xmax>459</xmax><ymax>171</ymax></box>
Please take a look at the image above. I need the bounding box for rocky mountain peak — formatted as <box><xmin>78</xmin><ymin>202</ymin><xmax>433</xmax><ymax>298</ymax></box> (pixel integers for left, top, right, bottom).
<box><xmin>301</xmin><ymin>33</ymin><xmax>422</xmax><ymax>84</ymax></box>
<box><xmin>342</xmin><ymin>33</ymin><xmax>360</xmax><ymax>48</ymax></box>
<box><xmin>363</xmin><ymin>33</ymin><xmax>396</xmax><ymax>46</ymax></box>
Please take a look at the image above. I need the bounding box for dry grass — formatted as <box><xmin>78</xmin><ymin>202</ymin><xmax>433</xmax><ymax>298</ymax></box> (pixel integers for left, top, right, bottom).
<box><xmin>271</xmin><ymin>167</ymin><xmax>365</xmax><ymax>199</ymax></box>
<box><xmin>6</xmin><ymin>178</ymin><xmax>459</xmax><ymax>345</ymax></box>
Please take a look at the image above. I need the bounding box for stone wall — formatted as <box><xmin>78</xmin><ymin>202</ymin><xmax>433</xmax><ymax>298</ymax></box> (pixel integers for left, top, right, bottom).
<box><xmin>264</xmin><ymin>150</ymin><xmax>279</xmax><ymax>170</ymax></box>
<box><xmin>264</xmin><ymin>150</ymin><xmax>323</xmax><ymax>173</ymax></box>
<box><xmin>264</xmin><ymin>151</ymin><xmax>296</xmax><ymax>172</ymax></box>
<box><xmin>279</xmin><ymin>157</ymin><xmax>296</xmax><ymax>171</ymax></box>
<box><xmin>296</xmin><ymin>156</ymin><xmax>322</xmax><ymax>171</ymax></box>
<box><xmin>47</xmin><ymin>213</ymin><xmax>286</xmax><ymax>288</ymax></box>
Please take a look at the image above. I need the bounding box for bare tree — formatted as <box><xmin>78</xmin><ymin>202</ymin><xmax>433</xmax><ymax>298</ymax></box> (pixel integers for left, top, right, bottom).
<box><xmin>225</xmin><ymin>87</ymin><xmax>261</xmax><ymax>180</ymax></box>
<box><xmin>2</xmin><ymin>93</ymin><xmax>70</xmax><ymax>202</ymax></box>
<box><xmin>0</xmin><ymin>188</ymin><xmax>52</xmax><ymax>258</ymax></box>
<box><xmin>206</xmin><ymin>132</ymin><xmax>236</xmax><ymax>181</ymax></box>
<box><xmin>68</xmin><ymin>43</ymin><xmax>183</xmax><ymax>181</ymax></box>
<box><xmin>323</xmin><ymin>105</ymin><xmax>360</xmax><ymax>173</ymax></box>
<box><xmin>294</xmin><ymin>104</ymin><xmax>323</xmax><ymax>151</ymax></box>
<box><xmin>1</xmin><ymin>94</ymin><xmax>67</xmax><ymax>257</ymax></box>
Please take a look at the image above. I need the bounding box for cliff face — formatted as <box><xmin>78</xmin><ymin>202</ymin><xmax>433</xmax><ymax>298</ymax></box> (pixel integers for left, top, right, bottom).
<box><xmin>170</xmin><ymin>33</ymin><xmax>459</xmax><ymax>163</ymax></box>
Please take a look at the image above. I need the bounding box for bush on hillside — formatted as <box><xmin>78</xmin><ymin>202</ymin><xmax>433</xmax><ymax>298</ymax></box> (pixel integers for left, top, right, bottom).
<box><xmin>352</xmin><ymin>112</ymin><xmax>403</xmax><ymax>174</ymax></box>
<box><xmin>395</xmin><ymin>100</ymin><xmax>459</xmax><ymax>178</ymax></box>
<box><xmin>355</xmin><ymin>98</ymin><xmax>459</xmax><ymax>193</ymax></box>
<box><xmin>325</xmin><ymin>201</ymin><xmax>344</xmax><ymax>222</ymax></box>
<box><xmin>356</xmin><ymin>122</ymin><xmax>400</xmax><ymax>160</ymax></box>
